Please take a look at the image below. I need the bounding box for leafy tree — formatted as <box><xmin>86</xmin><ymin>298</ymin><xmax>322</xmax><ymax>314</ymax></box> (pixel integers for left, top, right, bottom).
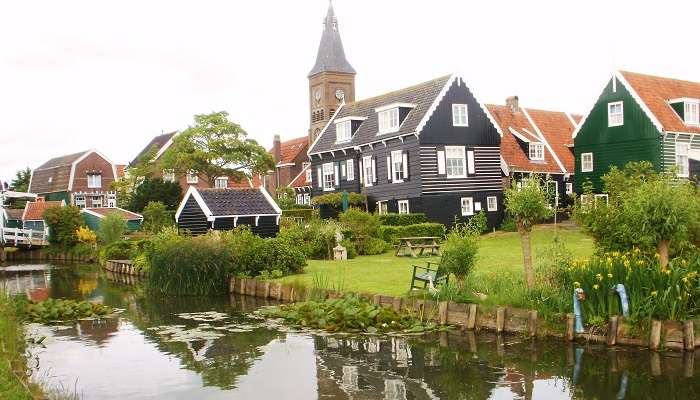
<box><xmin>160</xmin><ymin>111</ymin><xmax>274</xmax><ymax>188</ymax></box>
<box><xmin>43</xmin><ymin>206</ymin><xmax>83</xmax><ymax>248</ymax></box>
<box><xmin>142</xmin><ymin>201</ymin><xmax>174</xmax><ymax>234</ymax></box>
<box><xmin>98</xmin><ymin>213</ymin><xmax>127</xmax><ymax>245</ymax></box>
<box><xmin>313</xmin><ymin>192</ymin><xmax>366</xmax><ymax>209</ymax></box>
<box><xmin>504</xmin><ymin>177</ymin><xmax>554</xmax><ymax>289</ymax></box>
<box><xmin>129</xmin><ymin>178</ymin><xmax>182</xmax><ymax>212</ymax></box>
<box><xmin>112</xmin><ymin>146</ymin><xmax>159</xmax><ymax>208</ymax></box>
<box><xmin>339</xmin><ymin>208</ymin><xmax>382</xmax><ymax>255</ymax></box>
<box><xmin>441</xmin><ymin>222</ymin><xmax>479</xmax><ymax>286</ymax></box>
<box><xmin>9</xmin><ymin>167</ymin><xmax>31</xmax><ymax>192</ymax></box>
<box><xmin>275</xmin><ymin>186</ymin><xmax>298</xmax><ymax>210</ymax></box>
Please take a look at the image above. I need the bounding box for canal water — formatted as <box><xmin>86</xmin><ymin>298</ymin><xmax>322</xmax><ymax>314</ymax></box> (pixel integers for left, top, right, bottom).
<box><xmin>1</xmin><ymin>263</ymin><xmax>698</xmax><ymax>400</ymax></box>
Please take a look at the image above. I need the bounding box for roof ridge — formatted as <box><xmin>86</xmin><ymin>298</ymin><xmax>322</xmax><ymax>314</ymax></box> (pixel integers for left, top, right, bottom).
<box><xmin>620</xmin><ymin>70</ymin><xmax>700</xmax><ymax>86</ymax></box>
<box><xmin>343</xmin><ymin>75</ymin><xmax>452</xmax><ymax>107</ymax></box>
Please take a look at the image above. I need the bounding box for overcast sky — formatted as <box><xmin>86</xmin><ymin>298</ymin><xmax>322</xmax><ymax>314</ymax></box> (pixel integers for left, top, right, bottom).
<box><xmin>2</xmin><ymin>0</ymin><xmax>700</xmax><ymax>183</ymax></box>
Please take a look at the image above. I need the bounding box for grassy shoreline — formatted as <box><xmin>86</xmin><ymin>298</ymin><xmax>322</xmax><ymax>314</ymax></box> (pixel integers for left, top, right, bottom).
<box><xmin>0</xmin><ymin>293</ymin><xmax>41</xmax><ymax>400</ymax></box>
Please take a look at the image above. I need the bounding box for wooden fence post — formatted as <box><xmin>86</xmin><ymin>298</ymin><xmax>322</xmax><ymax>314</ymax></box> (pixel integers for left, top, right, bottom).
<box><xmin>264</xmin><ymin>282</ymin><xmax>271</xmax><ymax>299</ymax></box>
<box><xmin>649</xmin><ymin>320</ymin><xmax>662</xmax><ymax>351</ymax></box>
<box><xmin>466</xmin><ymin>304</ymin><xmax>477</xmax><ymax>330</ymax></box>
<box><xmin>607</xmin><ymin>316</ymin><xmax>619</xmax><ymax>346</ymax></box>
<box><xmin>683</xmin><ymin>320</ymin><xmax>695</xmax><ymax>351</ymax></box>
<box><xmin>566</xmin><ymin>314</ymin><xmax>575</xmax><ymax>341</ymax></box>
<box><xmin>372</xmin><ymin>295</ymin><xmax>381</xmax><ymax>306</ymax></box>
<box><xmin>496</xmin><ymin>307</ymin><xmax>505</xmax><ymax>333</ymax></box>
<box><xmin>527</xmin><ymin>311</ymin><xmax>538</xmax><ymax>338</ymax></box>
<box><xmin>438</xmin><ymin>302</ymin><xmax>448</xmax><ymax>325</ymax></box>
<box><xmin>392</xmin><ymin>297</ymin><xmax>402</xmax><ymax>312</ymax></box>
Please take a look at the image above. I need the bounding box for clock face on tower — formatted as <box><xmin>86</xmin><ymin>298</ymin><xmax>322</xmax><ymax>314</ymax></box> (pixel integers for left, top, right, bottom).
<box><xmin>335</xmin><ymin>89</ymin><xmax>345</xmax><ymax>101</ymax></box>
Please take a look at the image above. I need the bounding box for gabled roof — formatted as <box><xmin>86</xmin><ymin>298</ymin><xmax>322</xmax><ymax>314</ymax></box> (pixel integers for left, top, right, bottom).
<box><xmin>487</xmin><ymin>104</ymin><xmax>579</xmax><ymax>174</ymax></box>
<box><xmin>23</xmin><ymin>200</ymin><xmax>65</xmax><ymax>221</ymax></box>
<box><xmin>29</xmin><ymin>149</ymin><xmax>116</xmax><ymax>194</ymax></box>
<box><xmin>309</xmin><ymin>75</ymin><xmax>452</xmax><ymax>155</ymax></box>
<box><xmin>308</xmin><ymin>2</ymin><xmax>355</xmax><ymax>77</ymax></box>
<box><xmin>175</xmin><ymin>186</ymin><xmax>281</xmax><ymax>221</ymax></box>
<box><xmin>5</xmin><ymin>208</ymin><xmax>24</xmax><ymax>220</ymax></box>
<box><xmin>289</xmin><ymin>164</ymin><xmax>312</xmax><ymax>188</ymax></box>
<box><xmin>270</xmin><ymin>136</ymin><xmax>309</xmax><ymax>165</ymax></box>
<box><xmin>81</xmin><ymin>207</ymin><xmax>143</xmax><ymax>221</ymax></box>
<box><xmin>618</xmin><ymin>71</ymin><xmax>700</xmax><ymax>134</ymax></box>
<box><xmin>130</xmin><ymin>131</ymin><xmax>177</xmax><ymax>166</ymax></box>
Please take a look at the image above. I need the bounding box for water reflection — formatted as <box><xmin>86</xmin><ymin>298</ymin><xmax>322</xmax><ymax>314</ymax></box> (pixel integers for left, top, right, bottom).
<box><xmin>1</xmin><ymin>264</ymin><xmax>698</xmax><ymax>400</ymax></box>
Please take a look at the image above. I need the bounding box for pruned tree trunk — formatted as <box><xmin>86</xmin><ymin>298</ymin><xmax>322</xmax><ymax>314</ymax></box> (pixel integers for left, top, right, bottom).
<box><xmin>658</xmin><ymin>239</ymin><xmax>670</xmax><ymax>269</ymax></box>
<box><xmin>517</xmin><ymin>223</ymin><xmax>535</xmax><ymax>290</ymax></box>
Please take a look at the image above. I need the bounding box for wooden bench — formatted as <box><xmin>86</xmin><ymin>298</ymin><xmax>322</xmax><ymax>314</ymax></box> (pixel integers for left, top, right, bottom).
<box><xmin>395</xmin><ymin>236</ymin><xmax>441</xmax><ymax>258</ymax></box>
<box><xmin>410</xmin><ymin>261</ymin><xmax>448</xmax><ymax>291</ymax></box>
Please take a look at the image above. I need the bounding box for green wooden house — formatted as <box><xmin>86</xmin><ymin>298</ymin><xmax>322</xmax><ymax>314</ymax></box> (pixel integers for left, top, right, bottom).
<box><xmin>573</xmin><ymin>70</ymin><xmax>700</xmax><ymax>194</ymax></box>
<box><xmin>81</xmin><ymin>208</ymin><xmax>143</xmax><ymax>232</ymax></box>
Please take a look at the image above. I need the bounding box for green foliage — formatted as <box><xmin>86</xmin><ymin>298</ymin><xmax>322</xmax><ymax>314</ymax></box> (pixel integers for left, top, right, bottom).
<box><xmin>377</xmin><ymin>213</ymin><xmax>427</xmax><ymax>226</ymax></box>
<box><xmin>259</xmin><ymin>295</ymin><xmax>438</xmax><ymax>333</ymax></box>
<box><xmin>465</xmin><ymin>210</ymin><xmax>487</xmax><ymax>235</ymax></box>
<box><xmin>312</xmin><ymin>192</ymin><xmax>366</xmax><ymax>209</ymax></box>
<box><xmin>142</xmin><ymin>201</ymin><xmax>174</xmax><ymax>234</ymax></box>
<box><xmin>377</xmin><ymin>223</ymin><xmax>446</xmax><ymax>243</ymax></box>
<box><xmin>282</xmin><ymin>208</ymin><xmax>314</xmax><ymax>220</ymax></box>
<box><xmin>504</xmin><ymin>177</ymin><xmax>554</xmax><ymax>232</ymax></box>
<box><xmin>20</xmin><ymin>298</ymin><xmax>112</xmax><ymax>323</ymax></box>
<box><xmin>275</xmin><ymin>187</ymin><xmax>299</xmax><ymax>210</ymax></box>
<box><xmin>160</xmin><ymin>111</ymin><xmax>274</xmax><ymax>187</ymax></box>
<box><xmin>440</xmin><ymin>222</ymin><xmax>479</xmax><ymax>284</ymax></box>
<box><xmin>102</xmin><ymin>240</ymin><xmax>135</xmax><ymax>260</ymax></box>
<box><xmin>339</xmin><ymin>238</ymin><xmax>357</xmax><ymax>259</ymax></box>
<box><xmin>129</xmin><ymin>177</ymin><xmax>182</xmax><ymax>212</ymax></box>
<box><xmin>98</xmin><ymin>212</ymin><xmax>127</xmax><ymax>245</ymax></box>
<box><xmin>340</xmin><ymin>208</ymin><xmax>381</xmax><ymax>254</ymax></box>
<box><xmin>223</xmin><ymin>227</ymin><xmax>306</xmax><ymax>277</ymax></box>
<box><xmin>0</xmin><ymin>293</ymin><xmax>41</xmax><ymax>399</ymax></box>
<box><xmin>499</xmin><ymin>213</ymin><xmax>517</xmax><ymax>232</ymax></box>
<box><xmin>277</xmin><ymin>219</ymin><xmax>341</xmax><ymax>259</ymax></box>
<box><xmin>43</xmin><ymin>205</ymin><xmax>83</xmax><ymax>248</ymax></box>
<box><xmin>361</xmin><ymin>237</ymin><xmax>391</xmax><ymax>255</ymax></box>
<box><xmin>9</xmin><ymin>167</ymin><xmax>31</xmax><ymax>192</ymax></box>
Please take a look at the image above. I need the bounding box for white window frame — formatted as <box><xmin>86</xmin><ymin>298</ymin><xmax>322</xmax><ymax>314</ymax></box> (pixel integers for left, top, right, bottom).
<box><xmin>607</xmin><ymin>101</ymin><xmax>624</xmax><ymax>127</ymax></box>
<box><xmin>305</xmin><ymin>168</ymin><xmax>312</xmax><ymax>183</ymax></box>
<box><xmin>445</xmin><ymin>146</ymin><xmax>466</xmax><ymax>178</ymax></box>
<box><xmin>378</xmin><ymin>108</ymin><xmax>399</xmax><ymax>134</ymax></box>
<box><xmin>377</xmin><ymin>201</ymin><xmax>389</xmax><ymax>215</ymax></box>
<box><xmin>452</xmin><ymin>104</ymin><xmax>468</xmax><ymax>127</ymax></box>
<box><xmin>74</xmin><ymin>196</ymin><xmax>86</xmax><ymax>209</ymax></box>
<box><xmin>186</xmin><ymin>170</ymin><xmax>198</xmax><ymax>184</ymax></box>
<box><xmin>346</xmin><ymin>159</ymin><xmax>354</xmax><ymax>181</ymax></box>
<box><xmin>296</xmin><ymin>194</ymin><xmax>304</xmax><ymax>205</ymax></box>
<box><xmin>336</xmin><ymin>120</ymin><xmax>352</xmax><ymax>143</ymax></box>
<box><xmin>684</xmin><ymin>100</ymin><xmax>700</xmax><ymax>126</ymax></box>
<box><xmin>215</xmin><ymin>177</ymin><xmax>228</xmax><ymax>189</ymax></box>
<box><xmin>107</xmin><ymin>194</ymin><xmax>116</xmax><ymax>208</ymax></box>
<box><xmin>398</xmin><ymin>200</ymin><xmax>409</xmax><ymax>214</ymax></box>
<box><xmin>528</xmin><ymin>143</ymin><xmax>544</xmax><ymax>161</ymax></box>
<box><xmin>163</xmin><ymin>169</ymin><xmax>175</xmax><ymax>183</ymax></box>
<box><xmin>565</xmin><ymin>182</ymin><xmax>573</xmax><ymax>195</ymax></box>
<box><xmin>322</xmin><ymin>162</ymin><xmax>335</xmax><ymax>191</ymax></box>
<box><xmin>676</xmin><ymin>142</ymin><xmax>690</xmax><ymax>178</ymax></box>
<box><xmin>580</xmin><ymin>194</ymin><xmax>590</xmax><ymax>207</ymax></box>
<box><xmin>461</xmin><ymin>197</ymin><xmax>474</xmax><ymax>216</ymax></box>
<box><xmin>581</xmin><ymin>152</ymin><xmax>593</xmax><ymax>172</ymax></box>
<box><xmin>362</xmin><ymin>156</ymin><xmax>374</xmax><ymax>186</ymax></box>
<box><xmin>391</xmin><ymin>150</ymin><xmax>404</xmax><ymax>183</ymax></box>
<box><xmin>486</xmin><ymin>196</ymin><xmax>497</xmax><ymax>212</ymax></box>
<box><xmin>594</xmin><ymin>194</ymin><xmax>609</xmax><ymax>206</ymax></box>
<box><xmin>87</xmin><ymin>174</ymin><xmax>102</xmax><ymax>189</ymax></box>
<box><xmin>303</xmin><ymin>193</ymin><xmax>310</xmax><ymax>205</ymax></box>
<box><xmin>91</xmin><ymin>195</ymin><xmax>103</xmax><ymax>208</ymax></box>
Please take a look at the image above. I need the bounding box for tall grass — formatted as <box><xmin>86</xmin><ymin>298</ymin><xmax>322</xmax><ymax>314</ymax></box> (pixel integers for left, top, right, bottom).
<box><xmin>0</xmin><ymin>292</ymin><xmax>40</xmax><ymax>399</ymax></box>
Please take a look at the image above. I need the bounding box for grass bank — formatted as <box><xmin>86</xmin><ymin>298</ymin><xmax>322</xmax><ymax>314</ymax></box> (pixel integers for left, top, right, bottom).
<box><xmin>0</xmin><ymin>293</ymin><xmax>41</xmax><ymax>399</ymax></box>
<box><xmin>277</xmin><ymin>224</ymin><xmax>593</xmax><ymax>297</ymax></box>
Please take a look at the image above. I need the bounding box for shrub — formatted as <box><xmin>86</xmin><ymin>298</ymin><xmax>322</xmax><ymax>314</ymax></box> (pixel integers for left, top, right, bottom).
<box><xmin>75</xmin><ymin>226</ymin><xmax>97</xmax><ymax>244</ymax></box>
<box><xmin>377</xmin><ymin>223</ymin><xmax>446</xmax><ymax>243</ymax></box>
<box><xmin>258</xmin><ymin>239</ymin><xmax>306</xmax><ymax>275</ymax></box>
<box><xmin>98</xmin><ymin>213</ymin><xmax>127</xmax><ymax>245</ymax></box>
<box><xmin>361</xmin><ymin>237</ymin><xmax>390</xmax><ymax>255</ymax></box>
<box><xmin>340</xmin><ymin>238</ymin><xmax>357</xmax><ymax>259</ymax></box>
<box><xmin>223</xmin><ymin>227</ymin><xmax>306</xmax><ymax>276</ymax></box>
<box><xmin>142</xmin><ymin>201</ymin><xmax>174</xmax><ymax>234</ymax></box>
<box><xmin>377</xmin><ymin>213</ymin><xmax>426</xmax><ymax>226</ymax></box>
<box><xmin>277</xmin><ymin>220</ymin><xmax>337</xmax><ymax>259</ymax></box>
<box><xmin>44</xmin><ymin>205</ymin><xmax>83</xmax><ymax>248</ymax></box>
<box><xmin>102</xmin><ymin>240</ymin><xmax>135</xmax><ymax>260</ymax></box>
<box><xmin>499</xmin><ymin>214</ymin><xmax>517</xmax><ymax>232</ymax></box>
<box><xmin>282</xmin><ymin>208</ymin><xmax>315</xmax><ymax>220</ymax></box>
<box><xmin>440</xmin><ymin>223</ymin><xmax>479</xmax><ymax>285</ymax></box>
<box><xmin>313</xmin><ymin>192</ymin><xmax>366</xmax><ymax>209</ymax></box>
<box><xmin>339</xmin><ymin>208</ymin><xmax>380</xmax><ymax>254</ymax></box>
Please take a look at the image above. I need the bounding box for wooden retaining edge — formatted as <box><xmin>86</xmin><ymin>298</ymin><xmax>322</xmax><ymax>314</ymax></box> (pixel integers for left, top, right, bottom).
<box><xmin>229</xmin><ymin>277</ymin><xmax>700</xmax><ymax>351</ymax></box>
<box><xmin>5</xmin><ymin>249</ymin><xmax>95</xmax><ymax>263</ymax></box>
<box><xmin>102</xmin><ymin>260</ymin><xmax>147</xmax><ymax>278</ymax></box>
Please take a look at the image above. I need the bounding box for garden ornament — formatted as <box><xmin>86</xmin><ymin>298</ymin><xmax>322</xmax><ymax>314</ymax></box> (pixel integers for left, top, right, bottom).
<box><xmin>573</xmin><ymin>288</ymin><xmax>585</xmax><ymax>333</ymax></box>
<box><xmin>612</xmin><ymin>283</ymin><xmax>630</xmax><ymax>317</ymax></box>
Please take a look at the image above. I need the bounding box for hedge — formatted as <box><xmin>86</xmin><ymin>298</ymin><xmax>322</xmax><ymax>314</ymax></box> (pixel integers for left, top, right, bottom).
<box><xmin>312</xmin><ymin>192</ymin><xmax>366</xmax><ymax>208</ymax></box>
<box><xmin>377</xmin><ymin>213</ymin><xmax>427</xmax><ymax>226</ymax></box>
<box><xmin>282</xmin><ymin>208</ymin><xmax>315</xmax><ymax>220</ymax></box>
<box><xmin>378</xmin><ymin>223</ymin><xmax>446</xmax><ymax>243</ymax></box>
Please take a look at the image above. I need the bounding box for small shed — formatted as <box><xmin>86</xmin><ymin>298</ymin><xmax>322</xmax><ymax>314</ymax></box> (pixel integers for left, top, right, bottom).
<box><xmin>175</xmin><ymin>187</ymin><xmax>281</xmax><ymax>237</ymax></box>
<box><xmin>22</xmin><ymin>200</ymin><xmax>66</xmax><ymax>234</ymax></box>
<box><xmin>81</xmin><ymin>207</ymin><xmax>143</xmax><ymax>232</ymax></box>
<box><xmin>4</xmin><ymin>208</ymin><xmax>24</xmax><ymax>228</ymax></box>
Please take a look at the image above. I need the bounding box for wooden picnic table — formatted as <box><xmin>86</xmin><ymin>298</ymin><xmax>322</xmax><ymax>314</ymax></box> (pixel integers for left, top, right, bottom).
<box><xmin>395</xmin><ymin>236</ymin><xmax>441</xmax><ymax>258</ymax></box>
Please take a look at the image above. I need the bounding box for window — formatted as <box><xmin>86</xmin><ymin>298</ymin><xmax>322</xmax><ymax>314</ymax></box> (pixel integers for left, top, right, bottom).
<box><xmin>322</xmin><ymin>162</ymin><xmax>335</xmax><ymax>191</ymax></box>
<box><xmin>580</xmin><ymin>194</ymin><xmax>590</xmax><ymax>207</ymax></box>
<box><xmin>346</xmin><ymin>159</ymin><xmax>354</xmax><ymax>181</ymax></box>
<box><xmin>391</xmin><ymin>150</ymin><xmax>404</xmax><ymax>182</ymax></box>
<box><xmin>362</xmin><ymin>156</ymin><xmax>374</xmax><ymax>186</ymax></box>
<box><xmin>378</xmin><ymin>108</ymin><xmax>399</xmax><ymax>134</ymax></box>
<box><xmin>163</xmin><ymin>170</ymin><xmax>175</xmax><ymax>183</ymax></box>
<box><xmin>336</xmin><ymin>120</ymin><xmax>352</xmax><ymax>142</ymax></box>
<box><xmin>487</xmin><ymin>196</ymin><xmax>497</xmax><ymax>211</ymax></box>
<box><xmin>594</xmin><ymin>194</ymin><xmax>609</xmax><ymax>206</ymax></box>
<box><xmin>461</xmin><ymin>197</ymin><xmax>474</xmax><ymax>216</ymax></box>
<box><xmin>398</xmin><ymin>200</ymin><xmax>409</xmax><ymax>214</ymax></box>
<box><xmin>685</xmin><ymin>101</ymin><xmax>700</xmax><ymax>125</ymax></box>
<box><xmin>581</xmin><ymin>153</ymin><xmax>593</xmax><ymax>172</ymax></box>
<box><xmin>296</xmin><ymin>194</ymin><xmax>306</xmax><ymax>205</ymax></box>
<box><xmin>608</xmin><ymin>101</ymin><xmax>624</xmax><ymax>127</ymax></box>
<box><xmin>304</xmin><ymin>193</ymin><xmax>310</xmax><ymax>205</ymax></box>
<box><xmin>87</xmin><ymin>174</ymin><xmax>102</xmax><ymax>188</ymax></box>
<box><xmin>528</xmin><ymin>143</ymin><xmax>544</xmax><ymax>161</ymax></box>
<box><xmin>676</xmin><ymin>142</ymin><xmax>690</xmax><ymax>177</ymax></box>
<box><xmin>186</xmin><ymin>170</ymin><xmax>198</xmax><ymax>184</ymax></box>
<box><xmin>305</xmin><ymin>168</ymin><xmax>312</xmax><ymax>183</ymax></box>
<box><xmin>107</xmin><ymin>194</ymin><xmax>116</xmax><ymax>208</ymax></box>
<box><xmin>377</xmin><ymin>201</ymin><xmax>388</xmax><ymax>214</ymax></box>
<box><xmin>74</xmin><ymin>196</ymin><xmax>86</xmax><ymax>209</ymax></box>
<box><xmin>91</xmin><ymin>195</ymin><xmax>102</xmax><ymax>208</ymax></box>
<box><xmin>566</xmin><ymin>182</ymin><xmax>573</xmax><ymax>195</ymax></box>
<box><xmin>215</xmin><ymin>177</ymin><xmax>228</xmax><ymax>189</ymax></box>
<box><xmin>452</xmin><ymin>104</ymin><xmax>468</xmax><ymax>127</ymax></box>
<box><xmin>445</xmin><ymin>146</ymin><xmax>466</xmax><ymax>178</ymax></box>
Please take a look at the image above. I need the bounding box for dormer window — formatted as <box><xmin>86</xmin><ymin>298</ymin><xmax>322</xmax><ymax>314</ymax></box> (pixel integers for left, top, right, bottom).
<box><xmin>528</xmin><ymin>143</ymin><xmax>544</xmax><ymax>161</ymax></box>
<box><xmin>378</xmin><ymin>108</ymin><xmax>399</xmax><ymax>134</ymax></box>
<box><xmin>684</xmin><ymin>100</ymin><xmax>699</xmax><ymax>125</ymax></box>
<box><xmin>336</xmin><ymin>120</ymin><xmax>351</xmax><ymax>142</ymax></box>
<box><xmin>87</xmin><ymin>173</ymin><xmax>102</xmax><ymax>188</ymax></box>
<box><xmin>608</xmin><ymin>101</ymin><xmax>623</xmax><ymax>127</ymax></box>
<box><xmin>215</xmin><ymin>177</ymin><xmax>228</xmax><ymax>189</ymax></box>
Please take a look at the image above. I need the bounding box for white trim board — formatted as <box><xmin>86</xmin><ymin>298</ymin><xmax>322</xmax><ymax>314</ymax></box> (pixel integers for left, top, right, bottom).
<box><xmin>308</xmin><ymin>102</ymin><xmax>345</xmax><ymax>155</ymax></box>
<box><xmin>175</xmin><ymin>186</ymin><xmax>214</xmax><ymax>222</ymax></box>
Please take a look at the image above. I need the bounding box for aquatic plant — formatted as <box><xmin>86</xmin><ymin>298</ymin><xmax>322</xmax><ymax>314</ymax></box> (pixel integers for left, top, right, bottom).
<box><xmin>21</xmin><ymin>298</ymin><xmax>113</xmax><ymax>323</ymax></box>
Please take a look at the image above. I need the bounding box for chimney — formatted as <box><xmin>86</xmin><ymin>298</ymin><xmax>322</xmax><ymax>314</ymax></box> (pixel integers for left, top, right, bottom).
<box><xmin>506</xmin><ymin>96</ymin><xmax>519</xmax><ymax>113</ymax></box>
<box><xmin>273</xmin><ymin>134</ymin><xmax>282</xmax><ymax>164</ymax></box>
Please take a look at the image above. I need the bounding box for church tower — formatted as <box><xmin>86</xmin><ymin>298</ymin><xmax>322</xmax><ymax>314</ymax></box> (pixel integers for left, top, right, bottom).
<box><xmin>308</xmin><ymin>1</ymin><xmax>356</xmax><ymax>144</ymax></box>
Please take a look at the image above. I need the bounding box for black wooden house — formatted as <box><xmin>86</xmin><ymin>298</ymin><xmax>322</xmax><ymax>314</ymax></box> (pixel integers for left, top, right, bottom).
<box><xmin>307</xmin><ymin>74</ymin><xmax>504</xmax><ymax>228</ymax></box>
<box><xmin>175</xmin><ymin>187</ymin><xmax>282</xmax><ymax>237</ymax></box>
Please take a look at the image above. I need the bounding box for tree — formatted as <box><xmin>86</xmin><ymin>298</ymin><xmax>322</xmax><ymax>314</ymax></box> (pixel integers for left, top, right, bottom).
<box><xmin>129</xmin><ymin>178</ymin><xmax>182</xmax><ymax>212</ymax></box>
<box><xmin>112</xmin><ymin>146</ymin><xmax>159</xmax><ymax>209</ymax></box>
<box><xmin>142</xmin><ymin>201</ymin><xmax>174</xmax><ymax>234</ymax></box>
<box><xmin>43</xmin><ymin>206</ymin><xmax>83</xmax><ymax>248</ymax></box>
<box><xmin>440</xmin><ymin>222</ymin><xmax>479</xmax><ymax>286</ymax></box>
<box><xmin>98</xmin><ymin>213</ymin><xmax>127</xmax><ymax>245</ymax></box>
<box><xmin>160</xmin><ymin>111</ymin><xmax>274</xmax><ymax>188</ymax></box>
<box><xmin>9</xmin><ymin>167</ymin><xmax>31</xmax><ymax>192</ymax></box>
<box><xmin>504</xmin><ymin>177</ymin><xmax>554</xmax><ymax>289</ymax></box>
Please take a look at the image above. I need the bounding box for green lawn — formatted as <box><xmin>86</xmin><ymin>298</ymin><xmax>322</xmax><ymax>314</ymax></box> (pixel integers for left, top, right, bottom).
<box><xmin>277</xmin><ymin>224</ymin><xmax>594</xmax><ymax>297</ymax></box>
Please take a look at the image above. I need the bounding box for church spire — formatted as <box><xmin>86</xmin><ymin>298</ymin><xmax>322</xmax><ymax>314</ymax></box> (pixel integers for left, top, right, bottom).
<box><xmin>308</xmin><ymin>1</ymin><xmax>355</xmax><ymax>77</ymax></box>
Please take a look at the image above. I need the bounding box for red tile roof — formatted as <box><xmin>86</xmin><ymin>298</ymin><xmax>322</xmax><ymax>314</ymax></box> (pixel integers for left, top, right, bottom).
<box><xmin>23</xmin><ymin>201</ymin><xmax>64</xmax><ymax>221</ymax></box>
<box><xmin>289</xmin><ymin>164</ymin><xmax>312</xmax><ymax>188</ymax></box>
<box><xmin>620</xmin><ymin>71</ymin><xmax>700</xmax><ymax>134</ymax></box>
<box><xmin>116</xmin><ymin>165</ymin><xmax>126</xmax><ymax>179</ymax></box>
<box><xmin>83</xmin><ymin>207</ymin><xmax>143</xmax><ymax>220</ymax></box>
<box><xmin>271</xmin><ymin>137</ymin><xmax>308</xmax><ymax>165</ymax></box>
<box><xmin>525</xmin><ymin>109</ymin><xmax>580</xmax><ymax>173</ymax></box>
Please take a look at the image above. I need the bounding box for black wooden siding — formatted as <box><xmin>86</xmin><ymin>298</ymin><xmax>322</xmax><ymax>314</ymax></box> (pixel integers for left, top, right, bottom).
<box><xmin>310</xmin><ymin>150</ymin><xmax>361</xmax><ymax>197</ymax></box>
<box><xmin>361</xmin><ymin>135</ymin><xmax>421</xmax><ymax>200</ymax></box>
<box><xmin>212</xmin><ymin>216</ymin><xmax>279</xmax><ymax>238</ymax></box>
<box><xmin>177</xmin><ymin>196</ymin><xmax>210</xmax><ymax>235</ymax></box>
<box><xmin>419</xmin><ymin>146</ymin><xmax>502</xmax><ymax>194</ymax></box>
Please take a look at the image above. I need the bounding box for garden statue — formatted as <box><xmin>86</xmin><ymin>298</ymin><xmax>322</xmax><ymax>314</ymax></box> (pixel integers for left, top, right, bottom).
<box><xmin>573</xmin><ymin>288</ymin><xmax>585</xmax><ymax>333</ymax></box>
<box><xmin>613</xmin><ymin>283</ymin><xmax>630</xmax><ymax>317</ymax></box>
<box><xmin>333</xmin><ymin>230</ymin><xmax>347</xmax><ymax>260</ymax></box>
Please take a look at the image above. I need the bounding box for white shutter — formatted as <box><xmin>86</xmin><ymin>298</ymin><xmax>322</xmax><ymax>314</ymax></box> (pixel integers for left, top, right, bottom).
<box><xmin>341</xmin><ymin>163</ymin><xmax>346</xmax><ymax>178</ymax></box>
<box><xmin>386</xmin><ymin>156</ymin><xmax>392</xmax><ymax>181</ymax></box>
<box><xmin>359</xmin><ymin>160</ymin><xmax>363</xmax><ymax>185</ymax></box>
<box><xmin>347</xmin><ymin>159</ymin><xmax>354</xmax><ymax>181</ymax></box>
<box><xmin>372</xmin><ymin>158</ymin><xmax>377</xmax><ymax>183</ymax></box>
<box><xmin>467</xmin><ymin>150</ymin><xmax>475</xmax><ymax>174</ymax></box>
<box><xmin>317</xmin><ymin>166</ymin><xmax>322</xmax><ymax>188</ymax></box>
<box><xmin>437</xmin><ymin>150</ymin><xmax>446</xmax><ymax>174</ymax></box>
<box><xmin>402</xmin><ymin>152</ymin><xmax>409</xmax><ymax>179</ymax></box>
<box><xmin>334</xmin><ymin>164</ymin><xmax>340</xmax><ymax>186</ymax></box>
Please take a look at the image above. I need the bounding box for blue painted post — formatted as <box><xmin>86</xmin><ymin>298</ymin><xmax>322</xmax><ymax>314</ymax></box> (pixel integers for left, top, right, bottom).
<box><xmin>613</xmin><ymin>284</ymin><xmax>630</xmax><ymax>318</ymax></box>
<box><xmin>573</xmin><ymin>288</ymin><xmax>585</xmax><ymax>334</ymax></box>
